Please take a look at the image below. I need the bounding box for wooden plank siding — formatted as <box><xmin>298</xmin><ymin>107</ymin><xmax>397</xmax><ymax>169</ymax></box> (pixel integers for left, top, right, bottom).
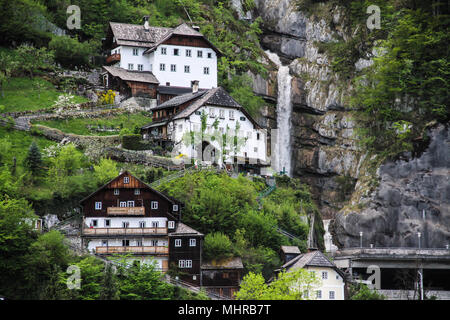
<box><xmin>169</xmin><ymin>235</ymin><xmax>203</xmax><ymax>286</ymax></box>
<box><xmin>162</xmin><ymin>35</ymin><xmax>213</xmax><ymax>50</ymax></box>
<box><xmin>82</xmin><ymin>172</ymin><xmax>180</xmax><ymax>219</ymax></box>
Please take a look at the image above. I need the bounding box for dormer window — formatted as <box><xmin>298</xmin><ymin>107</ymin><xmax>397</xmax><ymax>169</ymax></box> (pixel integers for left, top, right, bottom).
<box><xmin>124</xmin><ymin>176</ymin><xmax>129</xmax><ymax>184</ymax></box>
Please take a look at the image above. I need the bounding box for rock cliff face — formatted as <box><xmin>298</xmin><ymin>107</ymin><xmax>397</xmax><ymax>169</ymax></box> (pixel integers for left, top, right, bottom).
<box><xmin>332</xmin><ymin>125</ymin><xmax>450</xmax><ymax>248</ymax></box>
<box><xmin>240</xmin><ymin>0</ymin><xmax>449</xmax><ymax>248</ymax></box>
<box><xmin>250</xmin><ymin>0</ymin><xmax>360</xmax><ymax>219</ymax></box>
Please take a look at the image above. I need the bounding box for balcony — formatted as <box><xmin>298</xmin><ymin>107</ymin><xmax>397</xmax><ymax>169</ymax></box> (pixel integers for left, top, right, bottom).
<box><xmin>83</xmin><ymin>227</ymin><xmax>168</xmax><ymax>236</ymax></box>
<box><xmin>106</xmin><ymin>53</ymin><xmax>120</xmax><ymax>64</ymax></box>
<box><xmin>107</xmin><ymin>206</ymin><xmax>145</xmax><ymax>216</ymax></box>
<box><xmin>95</xmin><ymin>246</ymin><xmax>169</xmax><ymax>255</ymax></box>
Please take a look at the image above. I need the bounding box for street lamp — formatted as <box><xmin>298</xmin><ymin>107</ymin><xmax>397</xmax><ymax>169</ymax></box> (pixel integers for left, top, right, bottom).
<box><xmin>359</xmin><ymin>231</ymin><xmax>363</xmax><ymax>248</ymax></box>
<box><xmin>418</xmin><ymin>232</ymin><xmax>421</xmax><ymax>249</ymax></box>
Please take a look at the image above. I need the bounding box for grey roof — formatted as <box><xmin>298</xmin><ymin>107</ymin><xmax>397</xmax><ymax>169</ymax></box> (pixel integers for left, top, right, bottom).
<box><xmin>141</xmin><ymin>120</ymin><xmax>167</xmax><ymax>130</ymax></box>
<box><xmin>152</xmin><ymin>90</ymin><xmax>207</xmax><ymax>111</ymax></box>
<box><xmin>158</xmin><ymin>86</ymin><xmax>197</xmax><ymax>96</ymax></box>
<box><xmin>279</xmin><ymin>250</ymin><xmax>346</xmax><ymax>278</ymax></box>
<box><xmin>169</xmin><ymin>222</ymin><xmax>204</xmax><ymax>236</ymax></box>
<box><xmin>103</xmin><ymin>66</ymin><xmax>159</xmax><ymax>84</ymax></box>
<box><xmin>201</xmin><ymin>257</ymin><xmax>244</xmax><ymax>270</ymax></box>
<box><xmin>281</xmin><ymin>246</ymin><xmax>301</xmax><ymax>254</ymax></box>
<box><xmin>109</xmin><ymin>22</ymin><xmax>221</xmax><ymax>55</ymax></box>
<box><xmin>109</xmin><ymin>22</ymin><xmax>171</xmax><ymax>47</ymax></box>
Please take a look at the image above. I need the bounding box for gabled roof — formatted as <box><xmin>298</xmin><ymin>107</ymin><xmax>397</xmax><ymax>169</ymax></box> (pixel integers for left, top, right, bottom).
<box><xmin>109</xmin><ymin>22</ymin><xmax>171</xmax><ymax>48</ymax></box>
<box><xmin>278</xmin><ymin>250</ymin><xmax>346</xmax><ymax>279</ymax></box>
<box><xmin>108</xmin><ymin>21</ymin><xmax>221</xmax><ymax>55</ymax></box>
<box><xmin>142</xmin><ymin>23</ymin><xmax>222</xmax><ymax>56</ymax></box>
<box><xmin>79</xmin><ymin>171</ymin><xmax>182</xmax><ymax>215</ymax></box>
<box><xmin>151</xmin><ymin>90</ymin><xmax>207</xmax><ymax>111</ymax></box>
<box><xmin>169</xmin><ymin>222</ymin><xmax>204</xmax><ymax>236</ymax></box>
<box><xmin>103</xmin><ymin>66</ymin><xmax>159</xmax><ymax>84</ymax></box>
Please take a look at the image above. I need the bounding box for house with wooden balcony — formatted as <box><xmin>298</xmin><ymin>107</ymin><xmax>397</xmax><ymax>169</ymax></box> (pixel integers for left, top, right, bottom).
<box><xmin>80</xmin><ymin>170</ymin><xmax>202</xmax><ymax>275</ymax></box>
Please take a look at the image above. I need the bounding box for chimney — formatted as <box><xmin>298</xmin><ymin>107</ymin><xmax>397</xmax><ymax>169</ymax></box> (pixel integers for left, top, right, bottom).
<box><xmin>143</xmin><ymin>16</ymin><xmax>149</xmax><ymax>31</ymax></box>
<box><xmin>191</xmin><ymin>80</ymin><xmax>199</xmax><ymax>93</ymax></box>
<box><xmin>192</xmin><ymin>25</ymin><xmax>200</xmax><ymax>32</ymax></box>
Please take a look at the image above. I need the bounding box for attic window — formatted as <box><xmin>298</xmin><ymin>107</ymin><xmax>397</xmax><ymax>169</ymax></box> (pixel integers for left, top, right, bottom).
<box><xmin>240</xmin><ymin>116</ymin><xmax>246</xmax><ymax>121</ymax></box>
<box><xmin>197</xmin><ymin>50</ymin><xmax>203</xmax><ymax>58</ymax></box>
<box><xmin>207</xmin><ymin>52</ymin><xmax>212</xmax><ymax>58</ymax></box>
<box><xmin>173</xmin><ymin>48</ymin><xmax>179</xmax><ymax>56</ymax></box>
<box><xmin>124</xmin><ymin>177</ymin><xmax>129</xmax><ymax>184</ymax></box>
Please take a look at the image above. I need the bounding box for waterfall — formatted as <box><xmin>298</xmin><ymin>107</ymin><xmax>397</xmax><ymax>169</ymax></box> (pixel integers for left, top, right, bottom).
<box><xmin>265</xmin><ymin>50</ymin><xmax>293</xmax><ymax>176</ymax></box>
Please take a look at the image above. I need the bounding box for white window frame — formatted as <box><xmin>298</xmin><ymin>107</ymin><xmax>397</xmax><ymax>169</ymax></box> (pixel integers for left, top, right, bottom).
<box><xmin>178</xmin><ymin>260</ymin><xmax>185</xmax><ymax>268</ymax></box>
<box><xmin>104</xmin><ymin>219</ymin><xmax>111</xmax><ymax>227</ymax></box>
<box><xmin>137</xmin><ymin>64</ymin><xmax>143</xmax><ymax>71</ymax></box>
<box><xmin>203</xmin><ymin>67</ymin><xmax>209</xmax><ymax>75</ymax></box>
<box><xmin>322</xmin><ymin>271</ymin><xmax>328</xmax><ymax>280</ymax></box>
<box><xmin>185</xmin><ymin>260</ymin><xmax>192</xmax><ymax>268</ymax></box>
<box><xmin>161</xmin><ymin>47</ymin><xmax>167</xmax><ymax>55</ymax></box>
<box><xmin>229</xmin><ymin>110</ymin><xmax>234</xmax><ymax>120</ymax></box>
<box><xmin>329</xmin><ymin>291</ymin><xmax>335</xmax><ymax>300</ymax></box>
<box><xmin>189</xmin><ymin>239</ymin><xmax>196</xmax><ymax>247</ymax></box>
<box><xmin>124</xmin><ymin>176</ymin><xmax>129</xmax><ymax>184</ymax></box>
<box><xmin>316</xmin><ymin>290</ymin><xmax>322</xmax><ymax>299</ymax></box>
<box><xmin>207</xmin><ymin>52</ymin><xmax>212</xmax><ymax>59</ymax></box>
<box><xmin>175</xmin><ymin>239</ymin><xmax>181</xmax><ymax>247</ymax></box>
<box><xmin>139</xmin><ymin>221</ymin><xmax>146</xmax><ymax>228</ymax></box>
<box><xmin>173</xmin><ymin>48</ymin><xmax>179</xmax><ymax>56</ymax></box>
<box><xmin>168</xmin><ymin>221</ymin><xmax>175</xmax><ymax>229</ymax></box>
<box><xmin>184</xmin><ymin>65</ymin><xmax>190</xmax><ymax>73</ymax></box>
<box><xmin>152</xmin><ymin>221</ymin><xmax>158</xmax><ymax>228</ymax></box>
<box><xmin>173</xmin><ymin>204</ymin><xmax>179</xmax><ymax>212</ymax></box>
<box><xmin>114</xmin><ymin>188</ymin><xmax>119</xmax><ymax>195</ymax></box>
<box><xmin>170</xmin><ymin>64</ymin><xmax>176</xmax><ymax>72</ymax></box>
<box><xmin>91</xmin><ymin>219</ymin><xmax>98</xmax><ymax>227</ymax></box>
<box><xmin>102</xmin><ymin>240</ymin><xmax>108</xmax><ymax>247</ymax></box>
<box><xmin>219</xmin><ymin>109</ymin><xmax>225</xmax><ymax>119</ymax></box>
<box><xmin>95</xmin><ymin>202</ymin><xmax>102</xmax><ymax>210</ymax></box>
<box><xmin>197</xmin><ymin>50</ymin><xmax>203</xmax><ymax>58</ymax></box>
<box><xmin>186</xmin><ymin>49</ymin><xmax>191</xmax><ymax>57</ymax></box>
<box><xmin>136</xmin><ymin>240</ymin><xmax>143</xmax><ymax>247</ymax></box>
<box><xmin>151</xmin><ymin>201</ymin><xmax>158</xmax><ymax>210</ymax></box>
<box><xmin>160</xmin><ymin>63</ymin><xmax>165</xmax><ymax>71</ymax></box>
<box><xmin>128</xmin><ymin>63</ymin><xmax>134</xmax><ymax>70</ymax></box>
<box><xmin>132</xmin><ymin>48</ymin><xmax>138</xmax><ymax>56</ymax></box>
<box><xmin>122</xmin><ymin>221</ymin><xmax>129</xmax><ymax>228</ymax></box>
<box><xmin>120</xmin><ymin>201</ymin><xmax>127</xmax><ymax>208</ymax></box>
<box><xmin>134</xmin><ymin>188</ymin><xmax>140</xmax><ymax>195</ymax></box>
<box><xmin>127</xmin><ymin>200</ymin><xmax>135</xmax><ymax>208</ymax></box>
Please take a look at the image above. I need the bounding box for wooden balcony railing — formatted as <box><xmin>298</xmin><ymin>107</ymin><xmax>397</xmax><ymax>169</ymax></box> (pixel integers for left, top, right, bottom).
<box><xmin>107</xmin><ymin>206</ymin><xmax>145</xmax><ymax>216</ymax></box>
<box><xmin>83</xmin><ymin>227</ymin><xmax>167</xmax><ymax>236</ymax></box>
<box><xmin>96</xmin><ymin>246</ymin><xmax>169</xmax><ymax>255</ymax></box>
<box><xmin>106</xmin><ymin>53</ymin><xmax>121</xmax><ymax>64</ymax></box>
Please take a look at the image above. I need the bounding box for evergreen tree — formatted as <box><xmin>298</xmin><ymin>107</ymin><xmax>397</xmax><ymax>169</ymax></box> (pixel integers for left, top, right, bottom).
<box><xmin>99</xmin><ymin>263</ymin><xmax>119</xmax><ymax>300</ymax></box>
<box><xmin>24</xmin><ymin>141</ymin><xmax>42</xmax><ymax>175</ymax></box>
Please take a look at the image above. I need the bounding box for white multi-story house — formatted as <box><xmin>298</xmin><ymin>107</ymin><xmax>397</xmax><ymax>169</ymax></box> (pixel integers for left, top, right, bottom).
<box><xmin>276</xmin><ymin>248</ymin><xmax>347</xmax><ymax>300</ymax></box>
<box><xmin>103</xmin><ymin>17</ymin><xmax>220</xmax><ymax>100</ymax></box>
<box><xmin>142</xmin><ymin>83</ymin><xmax>269</xmax><ymax>170</ymax></box>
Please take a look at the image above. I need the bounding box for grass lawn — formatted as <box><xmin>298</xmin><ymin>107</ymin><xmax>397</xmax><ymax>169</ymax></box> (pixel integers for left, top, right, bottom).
<box><xmin>33</xmin><ymin>112</ymin><xmax>152</xmax><ymax>136</ymax></box>
<box><xmin>0</xmin><ymin>77</ymin><xmax>88</xmax><ymax>113</ymax></box>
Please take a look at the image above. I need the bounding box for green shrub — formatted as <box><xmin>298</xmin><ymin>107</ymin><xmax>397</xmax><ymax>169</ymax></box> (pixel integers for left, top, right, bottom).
<box><xmin>49</xmin><ymin>36</ymin><xmax>99</xmax><ymax>69</ymax></box>
<box><xmin>203</xmin><ymin>232</ymin><xmax>234</xmax><ymax>261</ymax></box>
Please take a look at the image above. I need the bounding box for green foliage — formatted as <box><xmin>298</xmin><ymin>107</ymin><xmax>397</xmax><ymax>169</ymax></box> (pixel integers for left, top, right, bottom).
<box><xmin>223</xmin><ymin>74</ymin><xmax>265</xmax><ymax>117</ymax></box>
<box><xmin>15</xmin><ymin>44</ymin><xmax>54</xmax><ymax>78</ymax></box>
<box><xmin>203</xmin><ymin>232</ymin><xmax>234</xmax><ymax>261</ymax></box>
<box><xmin>122</xmin><ymin>134</ymin><xmax>149</xmax><ymax>150</ymax></box>
<box><xmin>235</xmin><ymin>268</ymin><xmax>321</xmax><ymax>300</ymax></box>
<box><xmin>94</xmin><ymin>158</ymin><xmax>119</xmax><ymax>185</ymax></box>
<box><xmin>99</xmin><ymin>263</ymin><xmax>120</xmax><ymax>300</ymax></box>
<box><xmin>24</xmin><ymin>141</ymin><xmax>43</xmax><ymax>176</ymax></box>
<box><xmin>349</xmin><ymin>283</ymin><xmax>386</xmax><ymax>300</ymax></box>
<box><xmin>49</xmin><ymin>35</ymin><xmax>99</xmax><ymax>68</ymax></box>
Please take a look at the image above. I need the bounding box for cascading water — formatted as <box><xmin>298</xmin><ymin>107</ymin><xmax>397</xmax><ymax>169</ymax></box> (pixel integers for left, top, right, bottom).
<box><xmin>265</xmin><ymin>50</ymin><xmax>293</xmax><ymax>176</ymax></box>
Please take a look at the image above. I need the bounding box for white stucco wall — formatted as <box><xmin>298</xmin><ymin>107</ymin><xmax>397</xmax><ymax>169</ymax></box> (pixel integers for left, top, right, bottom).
<box><xmin>84</xmin><ymin>217</ymin><xmax>168</xmax><ymax>229</ymax></box>
<box><xmin>306</xmin><ymin>266</ymin><xmax>345</xmax><ymax>300</ymax></box>
<box><xmin>170</xmin><ymin>105</ymin><xmax>267</xmax><ymax>164</ymax></box>
<box><xmin>112</xmin><ymin>44</ymin><xmax>217</xmax><ymax>88</ymax></box>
